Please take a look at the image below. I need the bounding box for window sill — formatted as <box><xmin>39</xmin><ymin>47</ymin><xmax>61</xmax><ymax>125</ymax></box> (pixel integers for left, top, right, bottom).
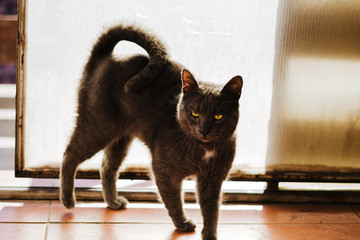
<box><xmin>1</xmin><ymin>170</ymin><xmax>360</xmax><ymax>203</ymax></box>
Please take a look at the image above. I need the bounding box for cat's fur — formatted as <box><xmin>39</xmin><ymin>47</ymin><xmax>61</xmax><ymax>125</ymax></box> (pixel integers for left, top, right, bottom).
<box><xmin>60</xmin><ymin>24</ymin><xmax>243</xmax><ymax>240</ymax></box>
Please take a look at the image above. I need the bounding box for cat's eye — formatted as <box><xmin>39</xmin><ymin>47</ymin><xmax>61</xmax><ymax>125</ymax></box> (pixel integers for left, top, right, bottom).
<box><xmin>214</xmin><ymin>114</ymin><xmax>223</xmax><ymax>120</ymax></box>
<box><xmin>191</xmin><ymin>112</ymin><xmax>199</xmax><ymax>118</ymax></box>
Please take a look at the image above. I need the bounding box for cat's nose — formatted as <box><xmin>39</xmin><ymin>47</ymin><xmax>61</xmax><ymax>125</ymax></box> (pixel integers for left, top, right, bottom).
<box><xmin>199</xmin><ymin>129</ymin><xmax>210</xmax><ymax>138</ymax></box>
<box><xmin>199</xmin><ymin>121</ymin><xmax>211</xmax><ymax>138</ymax></box>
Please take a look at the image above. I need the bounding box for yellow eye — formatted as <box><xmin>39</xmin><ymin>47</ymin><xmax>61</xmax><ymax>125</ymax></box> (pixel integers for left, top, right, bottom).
<box><xmin>214</xmin><ymin>114</ymin><xmax>223</xmax><ymax>120</ymax></box>
<box><xmin>191</xmin><ymin>112</ymin><xmax>199</xmax><ymax>118</ymax></box>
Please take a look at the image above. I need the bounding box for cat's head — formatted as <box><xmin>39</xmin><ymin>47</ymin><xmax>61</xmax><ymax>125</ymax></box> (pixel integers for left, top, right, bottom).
<box><xmin>177</xmin><ymin>69</ymin><xmax>243</xmax><ymax>143</ymax></box>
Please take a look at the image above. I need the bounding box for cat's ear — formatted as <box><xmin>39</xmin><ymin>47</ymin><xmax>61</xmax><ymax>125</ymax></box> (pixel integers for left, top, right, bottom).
<box><xmin>181</xmin><ymin>69</ymin><xmax>199</xmax><ymax>93</ymax></box>
<box><xmin>221</xmin><ymin>75</ymin><xmax>243</xmax><ymax>99</ymax></box>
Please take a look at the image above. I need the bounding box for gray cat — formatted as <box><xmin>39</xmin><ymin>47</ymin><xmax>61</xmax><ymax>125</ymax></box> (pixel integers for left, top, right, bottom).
<box><xmin>60</xmin><ymin>24</ymin><xmax>243</xmax><ymax>240</ymax></box>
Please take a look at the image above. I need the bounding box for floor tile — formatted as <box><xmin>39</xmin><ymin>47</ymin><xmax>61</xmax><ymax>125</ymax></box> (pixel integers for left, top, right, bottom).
<box><xmin>263</xmin><ymin>224</ymin><xmax>360</xmax><ymax>240</ymax></box>
<box><xmin>46</xmin><ymin>223</ymin><xmax>199</xmax><ymax>240</ymax></box>
<box><xmin>0</xmin><ymin>224</ymin><xmax>47</xmax><ymax>239</ymax></box>
<box><xmin>219</xmin><ymin>204</ymin><xmax>360</xmax><ymax>224</ymax></box>
<box><xmin>259</xmin><ymin>204</ymin><xmax>360</xmax><ymax>224</ymax></box>
<box><xmin>50</xmin><ymin>202</ymin><xmax>360</xmax><ymax>225</ymax></box>
<box><xmin>0</xmin><ymin>201</ymin><xmax>50</xmax><ymax>222</ymax></box>
<box><xmin>46</xmin><ymin>223</ymin><xmax>360</xmax><ymax>240</ymax></box>
<box><xmin>50</xmin><ymin>202</ymin><xmax>202</xmax><ymax>224</ymax></box>
<box><xmin>217</xmin><ymin>224</ymin><xmax>360</xmax><ymax>240</ymax></box>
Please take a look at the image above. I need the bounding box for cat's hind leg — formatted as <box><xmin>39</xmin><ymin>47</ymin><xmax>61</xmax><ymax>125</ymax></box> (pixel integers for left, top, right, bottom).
<box><xmin>101</xmin><ymin>136</ymin><xmax>133</xmax><ymax>210</ymax></box>
<box><xmin>60</xmin><ymin>125</ymin><xmax>113</xmax><ymax>209</ymax></box>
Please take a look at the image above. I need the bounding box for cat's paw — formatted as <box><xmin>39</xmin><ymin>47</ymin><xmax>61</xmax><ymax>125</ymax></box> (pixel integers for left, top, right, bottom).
<box><xmin>176</xmin><ymin>219</ymin><xmax>196</xmax><ymax>232</ymax></box>
<box><xmin>60</xmin><ymin>192</ymin><xmax>76</xmax><ymax>209</ymax></box>
<box><xmin>106</xmin><ymin>196</ymin><xmax>128</xmax><ymax>210</ymax></box>
<box><xmin>201</xmin><ymin>229</ymin><xmax>217</xmax><ymax>240</ymax></box>
<box><xmin>202</xmin><ymin>235</ymin><xmax>217</xmax><ymax>240</ymax></box>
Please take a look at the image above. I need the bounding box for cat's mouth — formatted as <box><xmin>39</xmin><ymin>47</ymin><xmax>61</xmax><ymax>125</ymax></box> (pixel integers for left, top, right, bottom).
<box><xmin>199</xmin><ymin>138</ymin><xmax>212</xmax><ymax>143</ymax></box>
<box><xmin>195</xmin><ymin>134</ymin><xmax>216</xmax><ymax>143</ymax></box>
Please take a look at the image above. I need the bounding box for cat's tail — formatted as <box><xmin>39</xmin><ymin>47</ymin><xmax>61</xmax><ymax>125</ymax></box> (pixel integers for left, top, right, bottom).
<box><xmin>87</xmin><ymin>24</ymin><xmax>169</xmax><ymax>93</ymax></box>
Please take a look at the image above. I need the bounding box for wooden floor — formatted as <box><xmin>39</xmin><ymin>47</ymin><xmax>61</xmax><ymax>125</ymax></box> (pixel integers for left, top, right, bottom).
<box><xmin>0</xmin><ymin>200</ymin><xmax>359</xmax><ymax>240</ymax></box>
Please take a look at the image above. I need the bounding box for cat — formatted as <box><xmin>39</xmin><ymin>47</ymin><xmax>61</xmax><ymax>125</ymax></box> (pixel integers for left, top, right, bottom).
<box><xmin>60</xmin><ymin>24</ymin><xmax>243</xmax><ymax>240</ymax></box>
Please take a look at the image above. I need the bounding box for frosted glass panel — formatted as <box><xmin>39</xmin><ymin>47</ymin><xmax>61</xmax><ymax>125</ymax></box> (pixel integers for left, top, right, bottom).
<box><xmin>22</xmin><ymin>0</ymin><xmax>278</xmax><ymax>171</ymax></box>
<box><xmin>282</xmin><ymin>58</ymin><xmax>360</xmax><ymax>120</ymax></box>
<box><xmin>20</xmin><ymin>0</ymin><xmax>360</xmax><ymax>176</ymax></box>
<box><xmin>266</xmin><ymin>0</ymin><xmax>360</xmax><ymax>172</ymax></box>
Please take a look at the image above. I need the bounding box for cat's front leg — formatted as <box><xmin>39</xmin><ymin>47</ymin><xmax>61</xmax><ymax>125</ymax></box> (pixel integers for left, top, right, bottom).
<box><xmin>197</xmin><ymin>174</ymin><xmax>224</xmax><ymax>240</ymax></box>
<box><xmin>153</xmin><ymin>172</ymin><xmax>196</xmax><ymax>232</ymax></box>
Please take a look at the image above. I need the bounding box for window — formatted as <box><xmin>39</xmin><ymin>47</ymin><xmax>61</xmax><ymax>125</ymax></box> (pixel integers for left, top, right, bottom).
<box><xmin>16</xmin><ymin>0</ymin><xmax>360</xmax><ymax>185</ymax></box>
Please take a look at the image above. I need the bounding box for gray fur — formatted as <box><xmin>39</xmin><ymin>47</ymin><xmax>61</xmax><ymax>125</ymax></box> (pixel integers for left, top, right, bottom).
<box><xmin>60</xmin><ymin>24</ymin><xmax>243</xmax><ymax>240</ymax></box>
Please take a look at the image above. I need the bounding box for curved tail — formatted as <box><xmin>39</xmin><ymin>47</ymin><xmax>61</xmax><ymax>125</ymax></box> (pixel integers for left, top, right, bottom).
<box><xmin>86</xmin><ymin>24</ymin><xmax>169</xmax><ymax>92</ymax></box>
